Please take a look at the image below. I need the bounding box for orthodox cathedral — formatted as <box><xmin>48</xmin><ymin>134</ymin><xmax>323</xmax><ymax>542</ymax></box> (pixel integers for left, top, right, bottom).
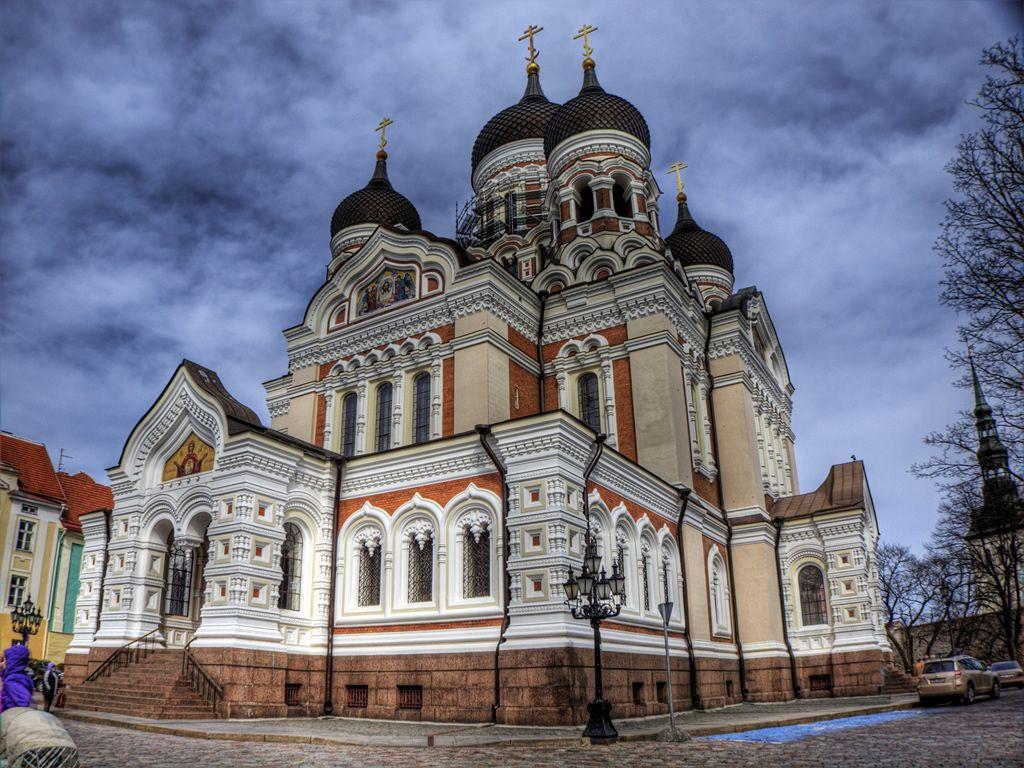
<box><xmin>65</xmin><ymin>29</ymin><xmax>891</xmax><ymax>724</ymax></box>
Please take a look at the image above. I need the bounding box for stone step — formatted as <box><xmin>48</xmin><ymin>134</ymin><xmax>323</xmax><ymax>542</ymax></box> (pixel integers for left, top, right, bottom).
<box><xmin>67</xmin><ymin>704</ymin><xmax>215</xmax><ymax>720</ymax></box>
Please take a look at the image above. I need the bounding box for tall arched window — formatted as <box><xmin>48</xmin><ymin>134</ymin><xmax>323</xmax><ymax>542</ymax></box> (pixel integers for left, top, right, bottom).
<box><xmin>798</xmin><ymin>565</ymin><xmax>827</xmax><ymax>626</ymax></box>
<box><xmin>412</xmin><ymin>372</ymin><xmax>431</xmax><ymax>445</ymax></box>
<box><xmin>577</xmin><ymin>184</ymin><xmax>595</xmax><ymax>222</ymax></box>
<box><xmin>408</xmin><ymin>526</ymin><xmax>434</xmax><ymax>603</ymax></box>
<box><xmin>341</xmin><ymin>392</ymin><xmax>357</xmax><ymax>457</ymax></box>
<box><xmin>640</xmin><ymin>545</ymin><xmax>652</xmax><ymax>611</ymax></box>
<box><xmin>709</xmin><ymin>551</ymin><xmax>730</xmax><ymax>634</ymax></box>
<box><xmin>462</xmin><ymin>519</ymin><xmax>491</xmax><ymax>599</ymax></box>
<box><xmin>165</xmin><ymin>544</ymin><xmax>194</xmax><ymax>617</ymax></box>
<box><xmin>278</xmin><ymin>522</ymin><xmax>302</xmax><ymax>611</ymax></box>
<box><xmin>375</xmin><ymin>382</ymin><xmax>393</xmax><ymax>452</ymax></box>
<box><xmin>578</xmin><ymin>373</ymin><xmax>601</xmax><ymax>433</ymax></box>
<box><xmin>356</xmin><ymin>532</ymin><xmax>382</xmax><ymax>607</ymax></box>
<box><xmin>612</xmin><ymin>181</ymin><xmax>633</xmax><ymax>218</ymax></box>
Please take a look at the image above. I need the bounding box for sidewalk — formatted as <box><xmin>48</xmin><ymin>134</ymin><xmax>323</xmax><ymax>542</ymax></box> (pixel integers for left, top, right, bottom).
<box><xmin>58</xmin><ymin>694</ymin><xmax>919</xmax><ymax>748</ymax></box>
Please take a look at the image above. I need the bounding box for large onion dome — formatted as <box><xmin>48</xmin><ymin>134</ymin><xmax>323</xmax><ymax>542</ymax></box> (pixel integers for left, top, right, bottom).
<box><xmin>330</xmin><ymin>151</ymin><xmax>422</xmax><ymax>238</ymax></box>
<box><xmin>472</xmin><ymin>69</ymin><xmax>559</xmax><ymax>173</ymax></box>
<box><xmin>544</xmin><ymin>61</ymin><xmax>650</xmax><ymax>156</ymax></box>
<box><xmin>665</xmin><ymin>193</ymin><xmax>734</xmax><ymax>273</ymax></box>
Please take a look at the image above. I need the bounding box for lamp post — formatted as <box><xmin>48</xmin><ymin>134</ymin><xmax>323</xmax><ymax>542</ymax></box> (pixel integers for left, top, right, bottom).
<box><xmin>563</xmin><ymin>536</ymin><xmax>626</xmax><ymax>744</ymax></box>
<box><xmin>11</xmin><ymin>595</ymin><xmax>43</xmax><ymax>646</ymax></box>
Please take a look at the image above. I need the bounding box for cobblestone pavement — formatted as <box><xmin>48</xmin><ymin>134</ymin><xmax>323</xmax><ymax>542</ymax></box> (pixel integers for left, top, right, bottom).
<box><xmin>64</xmin><ymin>690</ymin><xmax>1022</xmax><ymax>767</ymax></box>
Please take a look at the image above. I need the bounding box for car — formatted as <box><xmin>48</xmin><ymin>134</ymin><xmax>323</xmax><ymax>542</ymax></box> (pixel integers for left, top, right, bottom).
<box><xmin>990</xmin><ymin>660</ymin><xmax>1024</xmax><ymax>689</ymax></box>
<box><xmin>917</xmin><ymin>656</ymin><xmax>1000</xmax><ymax>705</ymax></box>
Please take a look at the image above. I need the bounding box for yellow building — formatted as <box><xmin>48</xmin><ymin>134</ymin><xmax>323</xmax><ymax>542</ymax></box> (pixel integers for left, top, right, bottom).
<box><xmin>0</xmin><ymin>433</ymin><xmax>111</xmax><ymax>662</ymax></box>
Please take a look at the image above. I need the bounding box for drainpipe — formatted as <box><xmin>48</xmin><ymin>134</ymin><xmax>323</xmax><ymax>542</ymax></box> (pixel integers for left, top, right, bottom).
<box><xmin>323</xmin><ymin>457</ymin><xmax>345</xmax><ymax>714</ymax></box>
<box><xmin>582</xmin><ymin>433</ymin><xmax>606</xmax><ymax>530</ymax></box>
<box><xmin>773</xmin><ymin>518</ymin><xmax>801</xmax><ymax>699</ymax></box>
<box><xmin>704</xmin><ymin>314</ymin><xmax>748</xmax><ymax>700</ymax></box>
<box><xmin>536</xmin><ymin>290</ymin><xmax>549</xmax><ymax>412</ymax></box>
<box><xmin>673</xmin><ymin>488</ymin><xmax>701</xmax><ymax>709</ymax></box>
<box><xmin>476</xmin><ymin>425</ymin><xmax>511</xmax><ymax>723</ymax></box>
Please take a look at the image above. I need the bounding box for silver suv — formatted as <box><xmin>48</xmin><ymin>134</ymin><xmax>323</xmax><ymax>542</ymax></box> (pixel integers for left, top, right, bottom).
<box><xmin>918</xmin><ymin>656</ymin><xmax>1000</xmax><ymax>705</ymax></box>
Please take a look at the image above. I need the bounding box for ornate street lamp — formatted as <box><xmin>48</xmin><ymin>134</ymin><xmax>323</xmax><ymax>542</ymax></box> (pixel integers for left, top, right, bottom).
<box><xmin>563</xmin><ymin>536</ymin><xmax>626</xmax><ymax>744</ymax></box>
<box><xmin>11</xmin><ymin>595</ymin><xmax>43</xmax><ymax>646</ymax></box>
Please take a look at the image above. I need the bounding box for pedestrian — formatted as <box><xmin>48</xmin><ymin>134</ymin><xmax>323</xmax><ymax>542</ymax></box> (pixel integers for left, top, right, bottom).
<box><xmin>2</xmin><ymin>644</ymin><xmax>35</xmax><ymax>712</ymax></box>
<box><xmin>41</xmin><ymin>662</ymin><xmax>61</xmax><ymax>712</ymax></box>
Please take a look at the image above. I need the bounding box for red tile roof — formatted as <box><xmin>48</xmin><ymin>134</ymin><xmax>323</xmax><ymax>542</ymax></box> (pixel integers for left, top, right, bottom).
<box><xmin>771</xmin><ymin>460</ymin><xmax>866</xmax><ymax>522</ymax></box>
<box><xmin>57</xmin><ymin>471</ymin><xmax>113</xmax><ymax>532</ymax></box>
<box><xmin>0</xmin><ymin>433</ymin><xmax>65</xmax><ymax>504</ymax></box>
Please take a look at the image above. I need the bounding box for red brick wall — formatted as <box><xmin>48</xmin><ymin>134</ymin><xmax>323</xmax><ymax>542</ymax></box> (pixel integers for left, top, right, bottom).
<box><xmin>313</xmin><ymin>393</ymin><xmax>327</xmax><ymax>447</ymax></box>
<box><xmin>507</xmin><ymin>327</ymin><xmax>537</xmax><ymax>359</ymax></box>
<box><xmin>442</xmin><ymin>356</ymin><xmax>454</xmax><ymax>436</ymax></box>
<box><xmin>509</xmin><ymin>361</ymin><xmax>540</xmax><ymax>418</ymax></box>
<box><xmin>590</xmin><ymin>482</ymin><xmax>674</xmax><ymax>529</ymax></box>
<box><xmin>613</xmin><ymin>357</ymin><xmax>637</xmax><ymax>461</ymax></box>
<box><xmin>338</xmin><ymin>472</ymin><xmax>502</xmax><ymax>525</ymax></box>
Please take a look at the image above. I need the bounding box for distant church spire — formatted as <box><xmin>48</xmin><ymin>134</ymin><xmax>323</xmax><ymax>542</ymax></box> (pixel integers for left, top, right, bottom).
<box><xmin>967</xmin><ymin>347</ymin><xmax>1020</xmax><ymax>533</ymax></box>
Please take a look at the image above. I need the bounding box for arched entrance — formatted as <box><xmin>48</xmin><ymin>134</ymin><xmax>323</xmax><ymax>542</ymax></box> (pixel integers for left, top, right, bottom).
<box><xmin>151</xmin><ymin>512</ymin><xmax>212</xmax><ymax>647</ymax></box>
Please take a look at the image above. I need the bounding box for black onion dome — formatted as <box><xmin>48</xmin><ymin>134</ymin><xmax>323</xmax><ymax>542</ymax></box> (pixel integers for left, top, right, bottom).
<box><xmin>472</xmin><ymin>71</ymin><xmax>560</xmax><ymax>173</ymax></box>
<box><xmin>665</xmin><ymin>195</ymin><xmax>734</xmax><ymax>273</ymax></box>
<box><xmin>543</xmin><ymin>64</ymin><xmax>650</xmax><ymax>156</ymax></box>
<box><xmin>330</xmin><ymin>152</ymin><xmax>422</xmax><ymax>238</ymax></box>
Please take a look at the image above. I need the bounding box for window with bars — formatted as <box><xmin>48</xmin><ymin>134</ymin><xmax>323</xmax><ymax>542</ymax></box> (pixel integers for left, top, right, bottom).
<box><xmin>577</xmin><ymin>372</ymin><xmax>601</xmax><ymax>433</ymax></box>
<box><xmin>15</xmin><ymin>519</ymin><xmax>35</xmax><ymax>552</ymax></box>
<box><xmin>641</xmin><ymin>553</ymin><xmax>651</xmax><ymax>611</ymax></box>
<box><xmin>412</xmin><ymin>372</ymin><xmax>431</xmax><ymax>445</ymax></box>
<box><xmin>341</xmin><ymin>392</ymin><xmax>357</xmax><ymax>457</ymax></box>
<box><xmin>346</xmin><ymin>684</ymin><xmax>368</xmax><ymax>708</ymax></box>
<box><xmin>357</xmin><ymin>540</ymin><xmax>382</xmax><ymax>607</ymax></box>
<box><xmin>616</xmin><ymin>543</ymin><xmax>629</xmax><ymax>604</ymax></box>
<box><xmin>278</xmin><ymin>522</ymin><xmax>302</xmax><ymax>611</ymax></box>
<box><xmin>397</xmin><ymin>685</ymin><xmax>423</xmax><ymax>709</ymax></box>
<box><xmin>284</xmin><ymin>683</ymin><xmax>302</xmax><ymax>706</ymax></box>
<box><xmin>408</xmin><ymin>536</ymin><xmax>434</xmax><ymax>603</ymax></box>
<box><xmin>798</xmin><ymin>565</ymin><xmax>827</xmax><ymax>626</ymax></box>
<box><xmin>165</xmin><ymin>546</ymin><xmax>194</xmax><ymax>617</ymax></box>
<box><xmin>463</xmin><ymin>529</ymin><xmax>490</xmax><ymax>599</ymax></box>
<box><xmin>375</xmin><ymin>383</ymin><xmax>393</xmax><ymax>452</ymax></box>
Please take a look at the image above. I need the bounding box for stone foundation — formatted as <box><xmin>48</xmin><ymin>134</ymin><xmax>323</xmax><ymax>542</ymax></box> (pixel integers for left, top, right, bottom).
<box><xmin>64</xmin><ymin>644</ymin><xmax>888</xmax><ymax>723</ymax></box>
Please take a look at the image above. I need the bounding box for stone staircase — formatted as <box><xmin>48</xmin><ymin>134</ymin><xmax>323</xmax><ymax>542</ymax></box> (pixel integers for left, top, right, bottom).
<box><xmin>883</xmin><ymin>666</ymin><xmax>919</xmax><ymax>695</ymax></box>
<box><xmin>66</xmin><ymin>650</ymin><xmax>219</xmax><ymax>720</ymax></box>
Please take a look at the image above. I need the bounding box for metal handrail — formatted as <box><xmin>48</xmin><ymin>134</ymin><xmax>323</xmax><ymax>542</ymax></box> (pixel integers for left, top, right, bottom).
<box><xmin>182</xmin><ymin>637</ymin><xmax>224</xmax><ymax>714</ymax></box>
<box><xmin>84</xmin><ymin>627</ymin><xmax>161</xmax><ymax>682</ymax></box>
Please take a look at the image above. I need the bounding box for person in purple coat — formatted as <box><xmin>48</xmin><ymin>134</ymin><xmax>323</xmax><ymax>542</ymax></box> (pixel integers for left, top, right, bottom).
<box><xmin>2</xmin><ymin>644</ymin><xmax>35</xmax><ymax>711</ymax></box>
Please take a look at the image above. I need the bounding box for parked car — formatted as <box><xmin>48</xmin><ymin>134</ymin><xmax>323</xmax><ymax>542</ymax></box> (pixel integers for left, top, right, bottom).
<box><xmin>918</xmin><ymin>656</ymin><xmax>1000</xmax><ymax>705</ymax></box>
<box><xmin>990</xmin><ymin>660</ymin><xmax>1024</xmax><ymax>689</ymax></box>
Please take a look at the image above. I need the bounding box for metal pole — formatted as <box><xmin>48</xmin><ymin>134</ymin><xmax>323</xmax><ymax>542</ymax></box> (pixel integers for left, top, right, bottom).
<box><xmin>659</xmin><ymin>602</ymin><xmax>676</xmax><ymax>730</ymax></box>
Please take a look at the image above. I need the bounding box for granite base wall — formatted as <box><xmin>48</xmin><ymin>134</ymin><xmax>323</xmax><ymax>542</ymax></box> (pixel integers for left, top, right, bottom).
<box><xmin>795</xmin><ymin>649</ymin><xmax>886</xmax><ymax>698</ymax></box>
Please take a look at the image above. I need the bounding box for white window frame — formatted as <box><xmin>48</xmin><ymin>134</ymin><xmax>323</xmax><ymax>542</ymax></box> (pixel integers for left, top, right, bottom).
<box><xmin>7</xmin><ymin>575</ymin><xmax>27</xmax><ymax>607</ymax></box>
<box><xmin>708</xmin><ymin>546</ymin><xmax>731</xmax><ymax>637</ymax></box>
<box><xmin>15</xmin><ymin>519</ymin><xmax>35</xmax><ymax>552</ymax></box>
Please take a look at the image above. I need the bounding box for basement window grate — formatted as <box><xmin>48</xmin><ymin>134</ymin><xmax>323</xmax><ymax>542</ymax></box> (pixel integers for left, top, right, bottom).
<box><xmin>810</xmin><ymin>674</ymin><xmax>833</xmax><ymax>692</ymax></box>
<box><xmin>346</xmin><ymin>685</ymin><xmax>368</xmax><ymax>709</ymax></box>
<box><xmin>398</xmin><ymin>685</ymin><xmax>423</xmax><ymax>710</ymax></box>
<box><xmin>284</xmin><ymin>683</ymin><xmax>302</xmax><ymax>707</ymax></box>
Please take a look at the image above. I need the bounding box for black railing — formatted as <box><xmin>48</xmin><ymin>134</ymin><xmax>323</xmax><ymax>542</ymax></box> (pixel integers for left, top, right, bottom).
<box><xmin>85</xmin><ymin>628</ymin><xmax>161</xmax><ymax>682</ymax></box>
<box><xmin>182</xmin><ymin>637</ymin><xmax>224</xmax><ymax>714</ymax></box>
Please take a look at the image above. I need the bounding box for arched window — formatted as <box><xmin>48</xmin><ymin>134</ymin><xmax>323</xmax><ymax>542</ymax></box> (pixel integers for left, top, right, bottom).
<box><xmin>356</xmin><ymin>531</ymin><xmax>382</xmax><ymax>607</ymax></box>
<box><xmin>408</xmin><ymin>526</ymin><xmax>434</xmax><ymax>603</ymax></box>
<box><xmin>412</xmin><ymin>372</ymin><xmax>431</xmax><ymax>445</ymax></box>
<box><xmin>278</xmin><ymin>522</ymin><xmax>302</xmax><ymax>611</ymax></box>
<box><xmin>640</xmin><ymin>544</ymin><xmax>652</xmax><ymax>611</ymax></box>
<box><xmin>577</xmin><ymin>184</ymin><xmax>595</xmax><ymax>222</ymax></box>
<box><xmin>462</xmin><ymin>518</ymin><xmax>491</xmax><ymax>599</ymax></box>
<box><xmin>709</xmin><ymin>551</ymin><xmax>730</xmax><ymax>634</ymax></box>
<box><xmin>341</xmin><ymin>392</ymin><xmax>357</xmax><ymax>457</ymax></box>
<box><xmin>375</xmin><ymin>382</ymin><xmax>393</xmax><ymax>452</ymax></box>
<box><xmin>593</xmin><ymin>267</ymin><xmax>612</xmax><ymax>281</ymax></box>
<box><xmin>577</xmin><ymin>372</ymin><xmax>601</xmax><ymax>433</ymax></box>
<box><xmin>612</xmin><ymin>181</ymin><xmax>633</xmax><ymax>218</ymax></box>
<box><xmin>798</xmin><ymin>565</ymin><xmax>827</xmax><ymax>626</ymax></box>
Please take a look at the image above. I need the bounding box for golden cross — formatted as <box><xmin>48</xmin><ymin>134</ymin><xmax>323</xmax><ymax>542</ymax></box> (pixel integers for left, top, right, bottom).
<box><xmin>667</xmin><ymin>162</ymin><xmax>688</xmax><ymax>194</ymax></box>
<box><xmin>375</xmin><ymin>117</ymin><xmax>394</xmax><ymax>151</ymax></box>
<box><xmin>518</xmin><ymin>25</ymin><xmax>543</xmax><ymax>68</ymax></box>
<box><xmin>573</xmin><ymin>24</ymin><xmax>598</xmax><ymax>60</ymax></box>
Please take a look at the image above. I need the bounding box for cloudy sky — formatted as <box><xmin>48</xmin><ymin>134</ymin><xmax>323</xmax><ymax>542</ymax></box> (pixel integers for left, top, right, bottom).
<box><xmin>1</xmin><ymin>1</ymin><xmax>1018</xmax><ymax>550</ymax></box>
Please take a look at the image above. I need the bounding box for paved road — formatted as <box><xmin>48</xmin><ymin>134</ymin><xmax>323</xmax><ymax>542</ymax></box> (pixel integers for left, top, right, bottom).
<box><xmin>64</xmin><ymin>690</ymin><xmax>1022</xmax><ymax>767</ymax></box>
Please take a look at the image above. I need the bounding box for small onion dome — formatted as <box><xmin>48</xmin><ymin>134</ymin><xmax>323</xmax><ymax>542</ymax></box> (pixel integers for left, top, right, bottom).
<box><xmin>330</xmin><ymin>151</ymin><xmax>422</xmax><ymax>238</ymax></box>
<box><xmin>543</xmin><ymin>61</ymin><xmax>650</xmax><ymax>156</ymax></box>
<box><xmin>471</xmin><ymin>69</ymin><xmax>560</xmax><ymax>173</ymax></box>
<box><xmin>665</xmin><ymin>193</ymin><xmax>734</xmax><ymax>274</ymax></box>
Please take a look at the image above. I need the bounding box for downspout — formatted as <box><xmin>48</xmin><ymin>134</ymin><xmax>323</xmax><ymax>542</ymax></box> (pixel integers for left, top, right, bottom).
<box><xmin>322</xmin><ymin>457</ymin><xmax>345</xmax><ymax>714</ymax></box>
<box><xmin>704</xmin><ymin>313</ymin><xmax>748</xmax><ymax>700</ymax></box>
<box><xmin>673</xmin><ymin>488</ymin><xmax>701</xmax><ymax>709</ymax></box>
<box><xmin>536</xmin><ymin>290</ymin><xmax>549</xmax><ymax>412</ymax></box>
<box><xmin>476</xmin><ymin>425</ymin><xmax>510</xmax><ymax>723</ymax></box>
<box><xmin>773</xmin><ymin>518</ymin><xmax>801</xmax><ymax>699</ymax></box>
<box><xmin>582</xmin><ymin>433</ymin><xmax>606</xmax><ymax>529</ymax></box>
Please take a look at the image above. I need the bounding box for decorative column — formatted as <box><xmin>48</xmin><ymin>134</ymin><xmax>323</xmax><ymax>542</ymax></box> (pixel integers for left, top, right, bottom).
<box><xmin>556</xmin><ymin>369</ymin><xmax>569</xmax><ymax>410</ymax></box>
<box><xmin>391</xmin><ymin>371</ymin><xmax>404</xmax><ymax>448</ymax></box>
<box><xmin>322</xmin><ymin>391</ymin><xmax>334</xmax><ymax>449</ymax></box>
<box><xmin>355</xmin><ymin>380</ymin><xmax>368</xmax><ymax>455</ymax></box>
<box><xmin>600</xmin><ymin>357</ymin><xmax>617</xmax><ymax>448</ymax></box>
<box><xmin>430</xmin><ymin>359</ymin><xmax>443</xmax><ymax>439</ymax></box>
<box><xmin>67</xmin><ymin>510</ymin><xmax>109</xmax><ymax>652</ymax></box>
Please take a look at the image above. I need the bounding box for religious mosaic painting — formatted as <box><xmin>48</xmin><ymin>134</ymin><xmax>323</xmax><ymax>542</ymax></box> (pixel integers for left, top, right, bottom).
<box><xmin>357</xmin><ymin>268</ymin><xmax>416</xmax><ymax>316</ymax></box>
<box><xmin>161</xmin><ymin>432</ymin><xmax>214</xmax><ymax>482</ymax></box>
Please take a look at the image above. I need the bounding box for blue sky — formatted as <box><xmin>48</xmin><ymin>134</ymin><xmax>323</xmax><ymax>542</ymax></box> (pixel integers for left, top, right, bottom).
<box><xmin>1</xmin><ymin>1</ymin><xmax>1018</xmax><ymax>550</ymax></box>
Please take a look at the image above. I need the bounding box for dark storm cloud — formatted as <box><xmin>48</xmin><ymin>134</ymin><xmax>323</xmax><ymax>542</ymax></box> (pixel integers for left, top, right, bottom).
<box><xmin>0</xmin><ymin>0</ymin><xmax>1018</xmax><ymax>548</ymax></box>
